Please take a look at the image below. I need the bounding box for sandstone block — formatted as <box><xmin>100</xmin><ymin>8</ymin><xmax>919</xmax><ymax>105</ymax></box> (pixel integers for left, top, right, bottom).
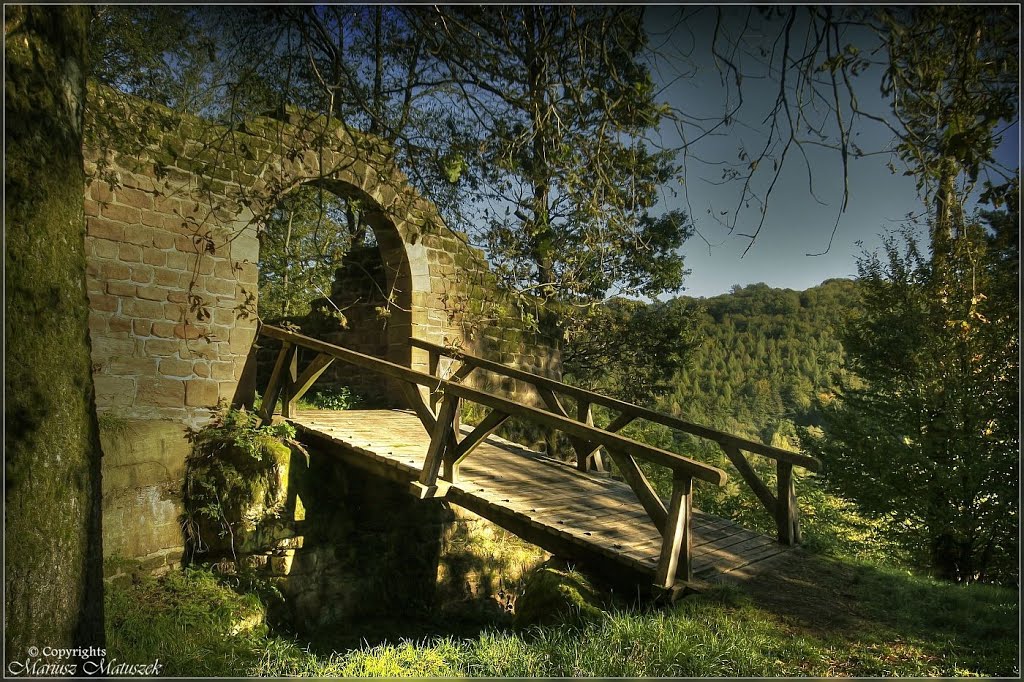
<box><xmin>137</xmin><ymin>286</ymin><xmax>167</xmax><ymax>302</ymax></box>
<box><xmin>109</xmin><ymin>316</ymin><xmax>132</xmax><ymax>334</ymax></box>
<box><xmin>123</xmin><ymin>225</ymin><xmax>155</xmax><ymax>247</ymax></box>
<box><xmin>92</xmin><ymin>238</ymin><xmax>120</xmax><ymax>259</ymax></box>
<box><xmin>136</xmin><ymin>377</ymin><xmax>186</xmax><ymax>408</ymax></box>
<box><xmin>158</xmin><ymin>358</ymin><xmax>193</xmax><ymax>378</ymax></box>
<box><xmin>119</xmin><ymin>186</ymin><xmax>154</xmax><ymax>210</ymax></box>
<box><xmin>145</xmin><ymin>338</ymin><xmax>184</xmax><ymax>357</ymax></box>
<box><xmin>122</xmin><ymin>298</ymin><xmax>164</xmax><ymax>319</ymax></box>
<box><xmin>103</xmin><ymin>202</ymin><xmax>142</xmax><ymax>225</ymax></box>
<box><xmin>154</xmin><ymin>268</ymin><xmax>180</xmax><ymax>286</ymax></box>
<box><xmin>185</xmin><ymin>379</ymin><xmax>219</xmax><ymax>407</ymax></box>
<box><xmin>87</xmin><ymin>216</ymin><xmax>124</xmax><ymax>241</ymax></box>
<box><xmin>151</xmin><ymin>321</ymin><xmax>177</xmax><ymax>338</ymax></box>
<box><xmin>118</xmin><ymin>243</ymin><xmax>143</xmax><ymax>262</ymax></box>
<box><xmin>130</xmin><ymin>265</ymin><xmax>154</xmax><ymax>284</ymax></box>
<box><xmin>88</xmin><ymin>292</ymin><xmax>118</xmax><ymax>313</ymax></box>
<box><xmin>143</xmin><ymin>249</ymin><xmax>167</xmax><ymax>267</ymax></box>
<box><xmin>93</xmin><ymin>375</ymin><xmax>136</xmax><ymax>408</ymax></box>
<box><xmin>108</xmin><ymin>356</ymin><xmax>157</xmax><ymax>376</ymax></box>
<box><xmin>152</xmin><ymin>231</ymin><xmax>175</xmax><ymax>249</ymax></box>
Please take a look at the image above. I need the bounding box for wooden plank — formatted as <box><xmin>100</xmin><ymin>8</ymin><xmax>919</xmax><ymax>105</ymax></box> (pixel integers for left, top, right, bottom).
<box><xmin>260</xmin><ymin>326</ymin><xmax>728</xmax><ymax>485</ymax></box>
<box><xmin>289</xmin><ymin>408</ymin><xmax>793</xmax><ymax>586</ymax></box>
<box><xmin>777</xmin><ymin>462</ymin><xmax>800</xmax><ymax>545</ymax></box>
<box><xmin>259</xmin><ymin>342</ymin><xmax>295</xmax><ymax>423</ymax></box>
<box><xmin>605</xmin><ymin>448</ymin><xmax>668</xmax><ymax>534</ymax></box>
<box><xmin>428</xmin><ymin>349</ymin><xmax>440</xmax><ymax>411</ymax></box>
<box><xmin>407</xmin><ymin>336</ymin><xmax>820</xmax><ymax>471</ymax></box>
<box><xmin>720</xmin><ymin>443</ymin><xmax>777</xmax><ymax>514</ymax></box>
<box><xmin>287</xmin><ymin>353</ymin><xmax>334</xmax><ymax>413</ymax></box>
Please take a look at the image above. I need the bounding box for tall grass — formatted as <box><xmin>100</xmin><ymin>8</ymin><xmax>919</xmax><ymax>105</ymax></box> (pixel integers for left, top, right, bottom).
<box><xmin>106</xmin><ymin>561</ymin><xmax>1018</xmax><ymax>677</ymax></box>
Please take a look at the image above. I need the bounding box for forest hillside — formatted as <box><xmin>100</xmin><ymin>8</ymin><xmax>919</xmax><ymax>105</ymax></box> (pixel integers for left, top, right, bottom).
<box><xmin>668</xmin><ymin>278</ymin><xmax>860</xmax><ymax>447</ymax></box>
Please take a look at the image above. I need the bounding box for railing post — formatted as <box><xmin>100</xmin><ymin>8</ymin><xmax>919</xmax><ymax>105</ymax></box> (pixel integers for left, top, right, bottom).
<box><xmin>776</xmin><ymin>462</ymin><xmax>800</xmax><ymax>545</ymax></box>
<box><xmin>654</xmin><ymin>474</ymin><xmax>693</xmax><ymax>592</ymax></box>
<box><xmin>410</xmin><ymin>392</ymin><xmax>459</xmax><ymax>498</ymax></box>
<box><xmin>428</xmin><ymin>349</ymin><xmax>440</xmax><ymax>412</ymax></box>
<box><xmin>576</xmin><ymin>400</ymin><xmax>605</xmax><ymax>472</ymax></box>
<box><xmin>443</xmin><ymin>396</ymin><xmax>464</xmax><ymax>483</ymax></box>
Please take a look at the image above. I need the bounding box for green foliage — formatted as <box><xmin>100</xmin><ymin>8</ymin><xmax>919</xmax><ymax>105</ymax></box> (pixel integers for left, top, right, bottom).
<box><xmin>878</xmin><ymin>7</ymin><xmax>1018</xmax><ymax>201</ymax></box>
<box><xmin>802</xmin><ymin>211</ymin><xmax>1019</xmax><ymax>584</ymax></box>
<box><xmin>667</xmin><ymin>279</ymin><xmax>860</xmax><ymax>442</ymax></box>
<box><xmin>422</xmin><ymin>7</ymin><xmax>691</xmax><ymax>324</ymax></box>
<box><xmin>90</xmin><ymin>7</ymin><xmax>219</xmax><ymax>115</ymax></box>
<box><xmin>183</xmin><ymin>406</ymin><xmax>302</xmax><ymax>558</ymax></box>
<box><xmin>257</xmin><ymin>185</ymin><xmax>359</xmax><ymax>321</ymax></box>
<box><xmin>562</xmin><ymin>296</ymin><xmax>701</xmax><ymax>404</ymax></box>
<box><xmin>299</xmin><ymin>386</ymin><xmax>363</xmax><ymax>411</ymax></box>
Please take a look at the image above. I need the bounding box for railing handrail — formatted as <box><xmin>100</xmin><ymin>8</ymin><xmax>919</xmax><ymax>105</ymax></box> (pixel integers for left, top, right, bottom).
<box><xmin>260</xmin><ymin>325</ymin><xmax>728</xmax><ymax>485</ymax></box>
<box><xmin>409</xmin><ymin>337</ymin><xmax>821</xmax><ymax>472</ymax></box>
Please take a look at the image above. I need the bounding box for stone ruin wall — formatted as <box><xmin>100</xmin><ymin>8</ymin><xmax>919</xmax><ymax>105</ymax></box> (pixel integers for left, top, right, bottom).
<box><xmin>81</xmin><ymin>85</ymin><xmax>559</xmax><ymax>578</ymax></box>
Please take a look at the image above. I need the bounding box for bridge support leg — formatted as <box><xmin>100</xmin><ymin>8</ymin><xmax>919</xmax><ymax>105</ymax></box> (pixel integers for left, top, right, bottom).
<box><xmin>410</xmin><ymin>393</ymin><xmax>459</xmax><ymax>499</ymax></box>
<box><xmin>654</xmin><ymin>475</ymin><xmax>693</xmax><ymax>592</ymax></box>
<box><xmin>776</xmin><ymin>462</ymin><xmax>800</xmax><ymax>545</ymax></box>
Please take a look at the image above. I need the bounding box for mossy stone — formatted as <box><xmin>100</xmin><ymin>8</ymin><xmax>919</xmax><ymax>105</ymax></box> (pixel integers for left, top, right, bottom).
<box><xmin>512</xmin><ymin>564</ymin><xmax>607</xmax><ymax>628</ymax></box>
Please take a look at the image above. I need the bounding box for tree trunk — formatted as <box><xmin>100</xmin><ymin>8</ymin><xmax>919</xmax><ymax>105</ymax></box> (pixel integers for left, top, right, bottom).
<box><xmin>4</xmin><ymin>4</ymin><xmax>105</xmax><ymax>666</ymax></box>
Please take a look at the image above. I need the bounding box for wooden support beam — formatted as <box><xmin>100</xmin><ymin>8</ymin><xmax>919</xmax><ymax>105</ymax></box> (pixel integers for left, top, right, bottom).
<box><xmin>398</xmin><ymin>380</ymin><xmax>437</xmax><ymax>434</ymax></box>
<box><xmin>605</xmin><ymin>448</ymin><xmax>668</xmax><ymax>534</ymax></box>
<box><xmin>449</xmin><ymin>408</ymin><xmax>511</xmax><ymax>467</ymax></box>
<box><xmin>259</xmin><ymin>342</ymin><xmax>295</xmax><ymax>423</ymax></box>
<box><xmin>776</xmin><ymin>462</ymin><xmax>800</xmax><ymax>545</ymax></box>
<box><xmin>450</xmin><ymin>363</ymin><xmax>476</xmax><ymax>383</ymax></box>
<box><xmin>720</xmin><ymin>443</ymin><xmax>777</xmax><ymax>514</ymax></box>
<box><xmin>577</xmin><ymin>412</ymin><xmax>634</xmax><ymax>471</ymax></box>
<box><xmin>280</xmin><ymin>346</ymin><xmax>299</xmax><ymax>418</ymax></box>
<box><xmin>286</xmin><ymin>353</ymin><xmax>335</xmax><ymax>413</ymax></box>
<box><xmin>654</xmin><ymin>475</ymin><xmax>693</xmax><ymax>590</ymax></box>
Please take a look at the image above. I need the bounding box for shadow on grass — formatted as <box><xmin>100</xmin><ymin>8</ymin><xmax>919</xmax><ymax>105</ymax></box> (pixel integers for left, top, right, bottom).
<box><xmin>713</xmin><ymin>549</ymin><xmax>1019</xmax><ymax>675</ymax></box>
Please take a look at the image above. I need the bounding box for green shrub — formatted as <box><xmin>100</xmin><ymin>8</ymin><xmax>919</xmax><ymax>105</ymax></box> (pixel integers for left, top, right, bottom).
<box><xmin>303</xmin><ymin>386</ymin><xmax>361</xmax><ymax>410</ymax></box>
<box><xmin>183</xmin><ymin>406</ymin><xmax>304</xmax><ymax>558</ymax></box>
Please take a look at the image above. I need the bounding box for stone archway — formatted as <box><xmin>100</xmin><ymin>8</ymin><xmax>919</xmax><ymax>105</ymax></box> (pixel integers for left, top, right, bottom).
<box><xmin>80</xmin><ymin>86</ymin><xmax>559</xmax><ymax>570</ymax></box>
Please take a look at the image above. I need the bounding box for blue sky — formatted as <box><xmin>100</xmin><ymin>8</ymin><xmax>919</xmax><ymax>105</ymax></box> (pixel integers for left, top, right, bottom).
<box><xmin>643</xmin><ymin>7</ymin><xmax>1019</xmax><ymax>299</ymax></box>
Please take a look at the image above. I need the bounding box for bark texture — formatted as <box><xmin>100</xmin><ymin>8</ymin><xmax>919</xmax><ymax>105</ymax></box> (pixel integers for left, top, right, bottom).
<box><xmin>4</xmin><ymin>4</ymin><xmax>104</xmax><ymax>664</ymax></box>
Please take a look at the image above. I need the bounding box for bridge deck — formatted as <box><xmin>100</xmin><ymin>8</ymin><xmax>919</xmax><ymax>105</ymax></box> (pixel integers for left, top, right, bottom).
<box><xmin>289</xmin><ymin>409</ymin><xmax>790</xmax><ymax>588</ymax></box>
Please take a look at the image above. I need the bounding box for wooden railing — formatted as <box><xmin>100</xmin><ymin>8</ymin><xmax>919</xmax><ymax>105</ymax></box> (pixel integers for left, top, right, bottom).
<box><xmin>410</xmin><ymin>337</ymin><xmax>821</xmax><ymax>547</ymax></box>
<box><xmin>256</xmin><ymin>326</ymin><xmax>823</xmax><ymax>591</ymax></box>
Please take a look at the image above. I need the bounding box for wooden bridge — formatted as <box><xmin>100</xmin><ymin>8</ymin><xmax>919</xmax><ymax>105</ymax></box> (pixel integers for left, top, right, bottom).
<box><xmin>257</xmin><ymin>325</ymin><xmax>821</xmax><ymax>597</ymax></box>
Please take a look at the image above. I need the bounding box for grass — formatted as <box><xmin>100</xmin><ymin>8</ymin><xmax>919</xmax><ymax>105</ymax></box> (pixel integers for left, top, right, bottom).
<box><xmin>105</xmin><ymin>557</ymin><xmax>1019</xmax><ymax>677</ymax></box>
